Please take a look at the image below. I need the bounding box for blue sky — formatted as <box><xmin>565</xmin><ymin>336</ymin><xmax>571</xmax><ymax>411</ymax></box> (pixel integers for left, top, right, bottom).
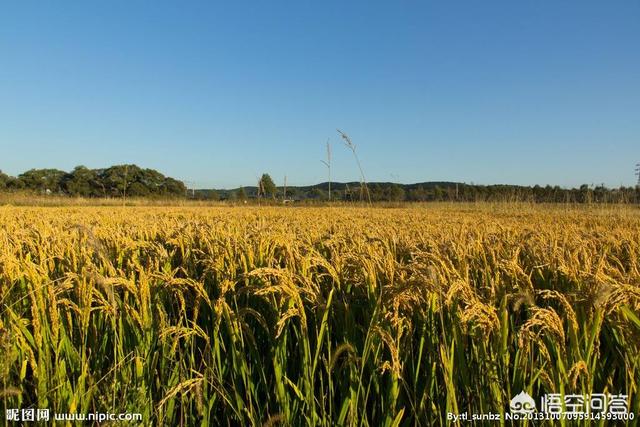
<box><xmin>1</xmin><ymin>1</ymin><xmax>638</xmax><ymax>188</ymax></box>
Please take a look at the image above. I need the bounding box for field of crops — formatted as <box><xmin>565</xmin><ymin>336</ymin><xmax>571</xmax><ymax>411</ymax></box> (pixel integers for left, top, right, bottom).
<box><xmin>1</xmin><ymin>204</ymin><xmax>639</xmax><ymax>425</ymax></box>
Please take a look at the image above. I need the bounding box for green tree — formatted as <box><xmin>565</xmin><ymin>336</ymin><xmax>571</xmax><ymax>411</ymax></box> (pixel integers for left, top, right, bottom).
<box><xmin>434</xmin><ymin>185</ymin><xmax>445</xmax><ymax>201</ymax></box>
<box><xmin>100</xmin><ymin>165</ymin><xmax>139</xmax><ymax>197</ymax></box>
<box><xmin>259</xmin><ymin>174</ymin><xmax>277</xmax><ymax>199</ymax></box>
<box><xmin>310</xmin><ymin>188</ymin><xmax>327</xmax><ymax>200</ymax></box>
<box><xmin>127</xmin><ymin>182</ymin><xmax>150</xmax><ymax>197</ymax></box>
<box><xmin>387</xmin><ymin>184</ymin><xmax>405</xmax><ymax>202</ymax></box>
<box><xmin>161</xmin><ymin>177</ymin><xmax>187</xmax><ymax>196</ymax></box>
<box><xmin>197</xmin><ymin>189</ymin><xmax>219</xmax><ymax>200</ymax></box>
<box><xmin>579</xmin><ymin>184</ymin><xmax>592</xmax><ymax>204</ymax></box>
<box><xmin>236</xmin><ymin>187</ymin><xmax>247</xmax><ymax>200</ymax></box>
<box><xmin>63</xmin><ymin>166</ymin><xmax>96</xmax><ymax>197</ymax></box>
<box><xmin>408</xmin><ymin>186</ymin><xmax>428</xmax><ymax>202</ymax></box>
<box><xmin>139</xmin><ymin>168</ymin><xmax>166</xmax><ymax>191</ymax></box>
<box><xmin>18</xmin><ymin>169</ymin><xmax>66</xmax><ymax>192</ymax></box>
<box><xmin>0</xmin><ymin>170</ymin><xmax>9</xmax><ymax>189</ymax></box>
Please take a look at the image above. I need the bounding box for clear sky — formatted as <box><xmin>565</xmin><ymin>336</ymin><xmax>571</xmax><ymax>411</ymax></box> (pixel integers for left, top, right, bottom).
<box><xmin>1</xmin><ymin>1</ymin><xmax>638</xmax><ymax>189</ymax></box>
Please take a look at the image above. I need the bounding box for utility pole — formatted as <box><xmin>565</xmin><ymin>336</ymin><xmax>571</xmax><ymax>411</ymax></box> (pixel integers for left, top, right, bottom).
<box><xmin>283</xmin><ymin>175</ymin><xmax>287</xmax><ymax>201</ymax></box>
<box><xmin>184</xmin><ymin>181</ymin><xmax>196</xmax><ymax>198</ymax></box>
<box><xmin>635</xmin><ymin>163</ymin><xmax>640</xmax><ymax>187</ymax></box>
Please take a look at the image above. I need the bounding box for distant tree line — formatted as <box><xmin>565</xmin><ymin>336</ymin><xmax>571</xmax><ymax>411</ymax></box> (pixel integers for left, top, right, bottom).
<box><xmin>353</xmin><ymin>183</ymin><xmax>640</xmax><ymax>203</ymax></box>
<box><xmin>404</xmin><ymin>183</ymin><xmax>640</xmax><ymax>204</ymax></box>
<box><xmin>3</xmin><ymin>166</ymin><xmax>638</xmax><ymax>203</ymax></box>
<box><xmin>0</xmin><ymin>165</ymin><xmax>187</xmax><ymax>198</ymax></box>
<box><xmin>195</xmin><ymin>180</ymin><xmax>640</xmax><ymax>204</ymax></box>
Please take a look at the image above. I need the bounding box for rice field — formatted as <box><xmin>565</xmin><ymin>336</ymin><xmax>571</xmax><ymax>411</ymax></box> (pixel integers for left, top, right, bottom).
<box><xmin>1</xmin><ymin>204</ymin><xmax>639</xmax><ymax>425</ymax></box>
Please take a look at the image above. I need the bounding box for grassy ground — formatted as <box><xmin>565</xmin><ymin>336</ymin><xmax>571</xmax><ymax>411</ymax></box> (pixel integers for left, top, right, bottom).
<box><xmin>1</xmin><ymin>204</ymin><xmax>639</xmax><ymax>425</ymax></box>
